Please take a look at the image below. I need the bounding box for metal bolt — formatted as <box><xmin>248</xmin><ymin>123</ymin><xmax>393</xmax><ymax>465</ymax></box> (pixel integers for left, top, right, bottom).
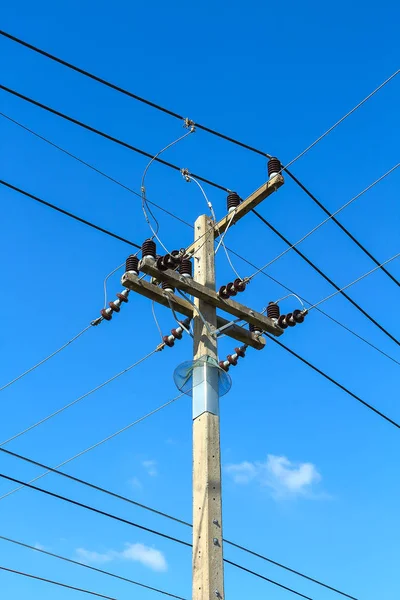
<box><xmin>212</xmin><ymin>519</ymin><xmax>220</xmax><ymax>527</ymax></box>
<box><xmin>214</xmin><ymin>590</ymin><xmax>222</xmax><ymax>599</ymax></box>
<box><xmin>213</xmin><ymin>537</ymin><xmax>219</xmax><ymax>546</ymax></box>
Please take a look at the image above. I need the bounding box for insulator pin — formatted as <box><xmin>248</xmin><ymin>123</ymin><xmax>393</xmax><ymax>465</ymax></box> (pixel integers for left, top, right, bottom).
<box><xmin>227</xmin><ymin>192</ymin><xmax>241</xmax><ymax>213</ymax></box>
<box><xmin>268</xmin><ymin>157</ymin><xmax>282</xmax><ymax>179</ymax></box>
<box><xmin>142</xmin><ymin>239</ymin><xmax>156</xmax><ymax>259</ymax></box>
<box><xmin>126</xmin><ymin>255</ymin><xmax>139</xmax><ymax>275</ymax></box>
<box><xmin>179</xmin><ymin>258</ymin><xmax>193</xmax><ymax>278</ymax></box>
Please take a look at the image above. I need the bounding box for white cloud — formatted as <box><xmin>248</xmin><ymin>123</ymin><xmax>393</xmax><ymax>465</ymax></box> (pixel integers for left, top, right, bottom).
<box><xmin>142</xmin><ymin>460</ymin><xmax>158</xmax><ymax>477</ymax></box>
<box><xmin>226</xmin><ymin>454</ymin><xmax>322</xmax><ymax>498</ymax></box>
<box><xmin>75</xmin><ymin>543</ymin><xmax>167</xmax><ymax>572</ymax></box>
<box><xmin>129</xmin><ymin>476</ymin><xmax>143</xmax><ymax>489</ymax></box>
<box><xmin>34</xmin><ymin>542</ymin><xmax>47</xmax><ymax>551</ymax></box>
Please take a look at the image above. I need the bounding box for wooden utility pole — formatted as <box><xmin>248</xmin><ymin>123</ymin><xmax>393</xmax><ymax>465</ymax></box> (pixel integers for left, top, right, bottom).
<box><xmin>192</xmin><ymin>214</ymin><xmax>224</xmax><ymax>600</ymax></box>
<box><xmin>121</xmin><ymin>170</ymin><xmax>288</xmax><ymax>600</ymax></box>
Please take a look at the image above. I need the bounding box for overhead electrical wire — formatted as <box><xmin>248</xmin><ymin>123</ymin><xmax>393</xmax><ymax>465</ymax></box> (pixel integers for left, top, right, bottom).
<box><xmin>0</xmin><ymin>565</ymin><xmax>117</xmax><ymax>599</ymax></box>
<box><xmin>0</xmin><ymin>535</ymin><xmax>187</xmax><ymax>600</ymax></box>
<box><xmin>2</xmin><ymin>116</ymin><xmax>397</xmax><ymax>367</ymax></box>
<box><xmin>0</xmin><ymin>84</ymin><xmax>229</xmax><ymax>193</ymax></box>
<box><xmin>0</xmin><ymin>472</ymin><xmax>318</xmax><ymax>600</ymax></box>
<box><xmin>252</xmin><ymin>209</ymin><xmax>400</xmax><ymax>347</ymax></box>
<box><xmin>0</xmin><ymin>446</ymin><xmax>358</xmax><ymax>599</ymax></box>
<box><xmin>0</xmin><ymin>345</ymin><xmax>163</xmax><ymax>449</ymax></box>
<box><xmin>1</xmin><ymin>29</ymin><xmax>398</xmax><ymax>288</ymax></box>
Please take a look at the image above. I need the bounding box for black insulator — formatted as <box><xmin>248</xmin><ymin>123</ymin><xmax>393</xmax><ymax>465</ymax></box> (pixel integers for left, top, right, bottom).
<box><xmin>278</xmin><ymin>314</ymin><xmax>288</xmax><ymax>329</ymax></box>
<box><xmin>235</xmin><ymin>346</ymin><xmax>247</xmax><ymax>358</ymax></box>
<box><xmin>162</xmin><ymin>281</ymin><xmax>175</xmax><ymax>294</ymax></box>
<box><xmin>226</xmin><ymin>282</ymin><xmax>237</xmax><ymax>297</ymax></box>
<box><xmin>163</xmin><ymin>335</ymin><xmax>175</xmax><ymax>348</ymax></box>
<box><xmin>116</xmin><ymin>292</ymin><xmax>129</xmax><ymax>303</ymax></box>
<box><xmin>293</xmin><ymin>309</ymin><xmax>305</xmax><ymax>324</ymax></box>
<box><xmin>179</xmin><ymin>258</ymin><xmax>193</xmax><ymax>278</ymax></box>
<box><xmin>218</xmin><ymin>285</ymin><xmax>230</xmax><ymax>299</ymax></box>
<box><xmin>109</xmin><ymin>301</ymin><xmax>120</xmax><ymax>313</ymax></box>
<box><xmin>142</xmin><ymin>239</ymin><xmax>156</xmax><ymax>259</ymax></box>
<box><xmin>227</xmin><ymin>192</ymin><xmax>241</xmax><ymax>213</ymax></box>
<box><xmin>249</xmin><ymin>323</ymin><xmax>262</xmax><ymax>335</ymax></box>
<box><xmin>285</xmin><ymin>312</ymin><xmax>296</xmax><ymax>327</ymax></box>
<box><xmin>267</xmin><ymin>302</ymin><xmax>280</xmax><ymax>319</ymax></box>
<box><xmin>100</xmin><ymin>308</ymin><xmax>112</xmax><ymax>321</ymax></box>
<box><xmin>233</xmin><ymin>278</ymin><xmax>246</xmax><ymax>293</ymax></box>
<box><xmin>126</xmin><ymin>254</ymin><xmax>139</xmax><ymax>275</ymax></box>
<box><xmin>268</xmin><ymin>157</ymin><xmax>282</xmax><ymax>178</ymax></box>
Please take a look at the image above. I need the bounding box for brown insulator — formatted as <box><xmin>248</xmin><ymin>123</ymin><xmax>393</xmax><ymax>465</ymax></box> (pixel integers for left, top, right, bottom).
<box><xmin>249</xmin><ymin>323</ymin><xmax>262</xmax><ymax>335</ymax></box>
<box><xmin>180</xmin><ymin>317</ymin><xmax>191</xmax><ymax>329</ymax></box>
<box><xmin>227</xmin><ymin>191</ymin><xmax>241</xmax><ymax>213</ymax></box>
<box><xmin>116</xmin><ymin>292</ymin><xmax>129</xmax><ymax>303</ymax></box>
<box><xmin>100</xmin><ymin>308</ymin><xmax>112</xmax><ymax>321</ymax></box>
<box><xmin>233</xmin><ymin>278</ymin><xmax>246</xmax><ymax>292</ymax></box>
<box><xmin>235</xmin><ymin>346</ymin><xmax>247</xmax><ymax>358</ymax></box>
<box><xmin>285</xmin><ymin>312</ymin><xmax>296</xmax><ymax>327</ymax></box>
<box><xmin>268</xmin><ymin>157</ymin><xmax>282</xmax><ymax>179</ymax></box>
<box><xmin>293</xmin><ymin>309</ymin><xmax>305</xmax><ymax>324</ymax></box>
<box><xmin>227</xmin><ymin>354</ymin><xmax>238</xmax><ymax>366</ymax></box>
<box><xmin>267</xmin><ymin>301</ymin><xmax>280</xmax><ymax>319</ymax></box>
<box><xmin>126</xmin><ymin>254</ymin><xmax>139</xmax><ymax>275</ymax></box>
<box><xmin>226</xmin><ymin>282</ymin><xmax>237</xmax><ymax>297</ymax></box>
<box><xmin>278</xmin><ymin>314</ymin><xmax>288</xmax><ymax>329</ymax></box>
<box><xmin>170</xmin><ymin>250</ymin><xmax>182</xmax><ymax>266</ymax></box>
<box><xmin>219</xmin><ymin>360</ymin><xmax>229</xmax><ymax>372</ymax></box>
<box><xmin>179</xmin><ymin>258</ymin><xmax>193</xmax><ymax>278</ymax></box>
<box><xmin>142</xmin><ymin>239</ymin><xmax>156</xmax><ymax>259</ymax></box>
<box><xmin>156</xmin><ymin>256</ymin><xmax>169</xmax><ymax>271</ymax></box>
<box><xmin>171</xmin><ymin>327</ymin><xmax>183</xmax><ymax>340</ymax></box>
<box><xmin>218</xmin><ymin>285</ymin><xmax>230</xmax><ymax>299</ymax></box>
<box><xmin>109</xmin><ymin>301</ymin><xmax>120</xmax><ymax>313</ymax></box>
<box><xmin>162</xmin><ymin>281</ymin><xmax>175</xmax><ymax>294</ymax></box>
<box><xmin>163</xmin><ymin>335</ymin><xmax>175</xmax><ymax>348</ymax></box>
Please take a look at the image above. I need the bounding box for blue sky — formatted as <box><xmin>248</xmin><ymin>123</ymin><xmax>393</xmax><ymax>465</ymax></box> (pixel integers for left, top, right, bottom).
<box><xmin>0</xmin><ymin>1</ymin><xmax>399</xmax><ymax>599</ymax></box>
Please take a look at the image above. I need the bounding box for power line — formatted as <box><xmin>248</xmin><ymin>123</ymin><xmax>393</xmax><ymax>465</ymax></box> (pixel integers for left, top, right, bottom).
<box><xmin>0</xmin><ymin>535</ymin><xmax>187</xmax><ymax>600</ymax></box>
<box><xmin>0</xmin><ymin>346</ymin><xmax>162</xmax><ymax>449</ymax></box>
<box><xmin>252</xmin><ymin>209</ymin><xmax>400</xmax><ymax>347</ymax></box>
<box><xmin>0</xmin><ymin>84</ymin><xmax>228</xmax><ymax>193</ymax></box>
<box><xmin>267</xmin><ymin>335</ymin><xmax>400</xmax><ymax>429</ymax></box>
<box><xmin>0</xmin><ymin>179</ymin><xmax>141</xmax><ymax>249</ymax></box>
<box><xmin>0</xmin><ymin>471</ymin><xmax>320</xmax><ymax>599</ymax></box>
<box><xmin>0</xmin><ymin>446</ymin><xmax>358</xmax><ymax>599</ymax></box>
<box><xmin>0</xmin><ymin>324</ymin><xmax>93</xmax><ymax>393</ymax></box>
<box><xmin>0</xmin><ymin>29</ymin><xmax>272</xmax><ymax>158</ymax></box>
<box><xmin>2</xmin><ymin>31</ymin><xmax>398</xmax><ymax>289</ymax></box>
<box><xmin>4</xmin><ymin>117</ymin><xmax>398</xmax><ymax>367</ymax></box>
<box><xmin>284</xmin><ymin>169</ymin><xmax>400</xmax><ymax>287</ymax></box>
<box><xmin>0</xmin><ymin>565</ymin><xmax>117</xmax><ymax>599</ymax></box>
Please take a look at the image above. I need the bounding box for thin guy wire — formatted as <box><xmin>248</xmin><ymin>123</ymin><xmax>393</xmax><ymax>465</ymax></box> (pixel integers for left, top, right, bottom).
<box><xmin>251</xmin><ymin>208</ymin><xmax>400</xmax><ymax>347</ymax></box>
<box><xmin>0</xmin><ymin>84</ymin><xmax>229</xmax><ymax>192</ymax></box>
<box><xmin>0</xmin><ymin>111</ymin><xmax>192</xmax><ymax>228</ymax></box>
<box><xmin>309</xmin><ymin>252</ymin><xmax>400</xmax><ymax>310</ymax></box>
<box><xmin>0</xmin><ymin>473</ymin><xmax>318</xmax><ymax>600</ymax></box>
<box><xmin>0</xmin><ymin>29</ymin><xmax>272</xmax><ymax>157</ymax></box>
<box><xmin>0</xmin><ymin>394</ymin><xmax>183</xmax><ymax>501</ymax></box>
<box><xmin>0</xmin><ymin>565</ymin><xmax>117</xmax><ymax>599</ymax></box>
<box><xmin>103</xmin><ymin>261</ymin><xmax>125</xmax><ymax>309</ymax></box>
<box><xmin>282</xmin><ymin>69</ymin><xmax>400</xmax><ymax>171</ymax></box>
<box><xmin>0</xmin><ymin>347</ymin><xmax>161</xmax><ymax>449</ymax></box>
<box><xmin>0</xmin><ymin>179</ymin><xmax>141</xmax><ymax>248</ymax></box>
<box><xmin>151</xmin><ymin>301</ymin><xmax>165</xmax><ymax>343</ymax></box>
<box><xmin>2</xmin><ymin>31</ymin><xmax>397</xmax><ymax>286</ymax></box>
<box><xmin>0</xmin><ymin>449</ymin><xmax>358</xmax><ymax>600</ymax></box>
<box><xmin>248</xmin><ymin>163</ymin><xmax>400</xmax><ymax>281</ymax></box>
<box><xmin>0</xmin><ymin>535</ymin><xmax>187</xmax><ymax>600</ymax></box>
<box><xmin>141</xmin><ymin>128</ymin><xmax>194</xmax><ymax>250</ymax></box>
<box><xmin>0</xmin><ymin>324</ymin><xmax>92</xmax><ymax>393</ymax></box>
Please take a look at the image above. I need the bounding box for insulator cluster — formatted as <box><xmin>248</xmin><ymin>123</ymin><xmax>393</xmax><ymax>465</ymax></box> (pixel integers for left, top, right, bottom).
<box><xmin>268</xmin><ymin>157</ymin><xmax>282</xmax><ymax>179</ymax></box>
<box><xmin>227</xmin><ymin>191</ymin><xmax>241</xmax><ymax>213</ymax></box>
<box><xmin>219</xmin><ymin>345</ymin><xmax>247</xmax><ymax>372</ymax></box>
<box><xmin>100</xmin><ymin>289</ymin><xmax>130</xmax><ymax>322</ymax></box>
<box><xmin>218</xmin><ymin>278</ymin><xmax>247</xmax><ymax>299</ymax></box>
<box><xmin>278</xmin><ymin>309</ymin><xmax>308</xmax><ymax>329</ymax></box>
<box><xmin>156</xmin><ymin>250</ymin><xmax>183</xmax><ymax>272</ymax></box>
<box><xmin>163</xmin><ymin>318</ymin><xmax>191</xmax><ymax>347</ymax></box>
